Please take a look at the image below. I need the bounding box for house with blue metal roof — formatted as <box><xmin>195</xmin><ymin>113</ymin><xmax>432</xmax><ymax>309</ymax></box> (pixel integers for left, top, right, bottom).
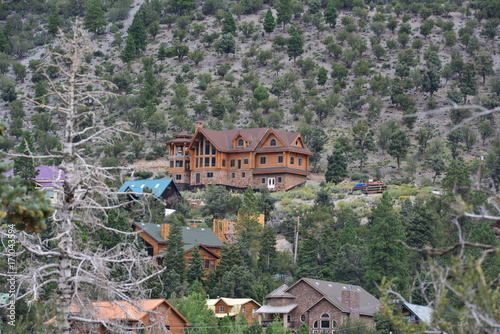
<box><xmin>118</xmin><ymin>179</ymin><xmax>181</xmax><ymax>209</ymax></box>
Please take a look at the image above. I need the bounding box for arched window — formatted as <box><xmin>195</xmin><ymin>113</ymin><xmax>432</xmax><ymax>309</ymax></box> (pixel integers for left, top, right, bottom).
<box><xmin>270</xmin><ymin>138</ymin><xmax>277</xmax><ymax>146</ymax></box>
<box><xmin>332</xmin><ymin>321</ymin><xmax>337</xmax><ymax>328</ymax></box>
<box><xmin>320</xmin><ymin>314</ymin><xmax>329</xmax><ymax>328</ymax></box>
<box><xmin>237</xmin><ymin>138</ymin><xmax>244</xmax><ymax>147</ymax></box>
<box><xmin>313</xmin><ymin>321</ymin><xmax>319</xmax><ymax>328</ymax></box>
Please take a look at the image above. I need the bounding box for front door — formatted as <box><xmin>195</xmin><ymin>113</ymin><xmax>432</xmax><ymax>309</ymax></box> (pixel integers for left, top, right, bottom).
<box><xmin>195</xmin><ymin>173</ymin><xmax>201</xmax><ymax>184</ymax></box>
<box><xmin>268</xmin><ymin>177</ymin><xmax>275</xmax><ymax>189</ymax></box>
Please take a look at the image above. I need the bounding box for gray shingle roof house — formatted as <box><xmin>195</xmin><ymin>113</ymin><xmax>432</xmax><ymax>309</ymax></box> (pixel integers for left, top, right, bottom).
<box><xmin>132</xmin><ymin>222</ymin><xmax>223</xmax><ymax>274</ymax></box>
<box><xmin>256</xmin><ymin>278</ymin><xmax>381</xmax><ymax>332</ymax></box>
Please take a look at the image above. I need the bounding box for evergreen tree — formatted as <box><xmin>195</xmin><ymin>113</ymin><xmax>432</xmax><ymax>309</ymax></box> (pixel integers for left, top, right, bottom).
<box><xmin>364</xmin><ymin>192</ymin><xmax>409</xmax><ymax>295</ymax></box>
<box><xmin>222</xmin><ymin>12</ymin><xmax>237</xmax><ymax>35</ymax></box>
<box><xmin>84</xmin><ymin>0</ymin><xmax>107</xmax><ymax>35</ymax></box>
<box><xmin>170</xmin><ymin>0</ymin><xmax>196</xmax><ymax>14</ymax></box>
<box><xmin>186</xmin><ymin>245</ymin><xmax>205</xmax><ymax>284</ymax></box>
<box><xmin>13</xmin><ymin>132</ymin><xmax>39</xmax><ymax>191</ymax></box>
<box><xmin>258</xmin><ymin>186</ymin><xmax>275</xmax><ymax>221</ymax></box>
<box><xmin>388</xmin><ymin>129</ymin><xmax>411</xmax><ymax>173</ymax></box>
<box><xmin>128</xmin><ymin>12</ymin><xmax>148</xmax><ymax>53</ymax></box>
<box><xmin>459</xmin><ymin>62</ymin><xmax>477</xmax><ymax>103</ymax></box>
<box><xmin>163</xmin><ymin>217</ymin><xmax>186</xmax><ymax>283</ymax></box>
<box><xmin>324</xmin><ymin>1</ymin><xmax>338</xmax><ymax>28</ymax></box>
<box><xmin>442</xmin><ymin>156</ymin><xmax>471</xmax><ymax>196</ymax></box>
<box><xmin>295</xmin><ymin>231</ymin><xmax>320</xmax><ymax>278</ymax></box>
<box><xmin>317</xmin><ymin>66</ymin><xmax>328</xmax><ymax>86</ymax></box>
<box><xmin>258</xmin><ymin>224</ymin><xmax>277</xmax><ymax>273</ymax></box>
<box><xmin>325</xmin><ymin>149</ymin><xmax>347</xmax><ymax>184</ymax></box>
<box><xmin>215</xmin><ymin>33</ymin><xmax>236</xmax><ymax>56</ymax></box>
<box><xmin>47</xmin><ymin>4</ymin><xmax>62</xmax><ymax>36</ymax></box>
<box><xmin>287</xmin><ymin>31</ymin><xmax>303</xmax><ymax>64</ymax></box>
<box><xmin>263</xmin><ymin>9</ymin><xmax>276</xmax><ymax>34</ymax></box>
<box><xmin>238</xmin><ymin>187</ymin><xmax>263</xmax><ymax>256</ymax></box>
<box><xmin>474</xmin><ymin>49</ymin><xmax>494</xmax><ymax>84</ymax></box>
<box><xmin>351</xmin><ymin>120</ymin><xmax>376</xmax><ymax>169</ymax></box>
<box><xmin>121</xmin><ymin>36</ymin><xmax>137</xmax><ymax>62</ymax></box>
<box><xmin>276</xmin><ymin>0</ymin><xmax>292</xmax><ymax>29</ymax></box>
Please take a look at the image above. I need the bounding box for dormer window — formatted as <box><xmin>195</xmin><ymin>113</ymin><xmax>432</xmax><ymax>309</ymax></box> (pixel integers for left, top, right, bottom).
<box><xmin>237</xmin><ymin>138</ymin><xmax>244</xmax><ymax>147</ymax></box>
<box><xmin>270</xmin><ymin>138</ymin><xmax>277</xmax><ymax>146</ymax></box>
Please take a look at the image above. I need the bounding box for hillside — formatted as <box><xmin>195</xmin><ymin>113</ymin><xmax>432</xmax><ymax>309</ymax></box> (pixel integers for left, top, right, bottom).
<box><xmin>0</xmin><ymin>0</ymin><xmax>498</xmax><ymax>188</ymax></box>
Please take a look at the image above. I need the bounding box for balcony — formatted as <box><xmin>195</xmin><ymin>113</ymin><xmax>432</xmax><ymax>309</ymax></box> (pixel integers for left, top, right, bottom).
<box><xmin>167</xmin><ymin>154</ymin><xmax>189</xmax><ymax>159</ymax></box>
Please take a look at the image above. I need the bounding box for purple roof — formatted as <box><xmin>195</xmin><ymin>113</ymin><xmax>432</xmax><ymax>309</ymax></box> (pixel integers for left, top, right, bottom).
<box><xmin>4</xmin><ymin>166</ymin><xmax>65</xmax><ymax>190</ymax></box>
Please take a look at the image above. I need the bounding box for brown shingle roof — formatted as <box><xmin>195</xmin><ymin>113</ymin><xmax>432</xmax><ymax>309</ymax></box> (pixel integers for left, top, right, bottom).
<box><xmin>191</xmin><ymin>128</ymin><xmax>312</xmax><ymax>154</ymax></box>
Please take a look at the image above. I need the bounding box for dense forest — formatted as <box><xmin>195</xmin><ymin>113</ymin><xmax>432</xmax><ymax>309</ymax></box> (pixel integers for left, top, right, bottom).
<box><xmin>0</xmin><ymin>0</ymin><xmax>499</xmax><ymax>332</ymax></box>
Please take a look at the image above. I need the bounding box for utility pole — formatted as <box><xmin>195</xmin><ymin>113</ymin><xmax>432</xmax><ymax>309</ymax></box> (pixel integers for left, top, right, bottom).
<box><xmin>293</xmin><ymin>216</ymin><xmax>300</xmax><ymax>264</ymax></box>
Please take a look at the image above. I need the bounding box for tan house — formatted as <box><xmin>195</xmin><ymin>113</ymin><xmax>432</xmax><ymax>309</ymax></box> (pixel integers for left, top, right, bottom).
<box><xmin>47</xmin><ymin>299</ymin><xmax>190</xmax><ymax>334</ymax></box>
<box><xmin>207</xmin><ymin>298</ymin><xmax>261</xmax><ymax>324</ymax></box>
<box><xmin>166</xmin><ymin>124</ymin><xmax>313</xmax><ymax>191</ymax></box>
<box><xmin>256</xmin><ymin>278</ymin><xmax>381</xmax><ymax>333</ymax></box>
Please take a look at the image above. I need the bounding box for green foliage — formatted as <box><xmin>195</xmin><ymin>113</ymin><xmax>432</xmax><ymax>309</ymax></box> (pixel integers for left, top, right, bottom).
<box><xmin>324</xmin><ymin>1</ymin><xmax>338</xmax><ymax>28</ymax></box>
<box><xmin>84</xmin><ymin>0</ymin><xmax>107</xmax><ymax>35</ymax></box>
<box><xmin>263</xmin><ymin>9</ymin><xmax>276</xmax><ymax>34</ymax></box>
<box><xmin>326</xmin><ymin>149</ymin><xmax>347</xmax><ymax>184</ymax></box>
<box><xmin>287</xmin><ymin>31</ymin><xmax>304</xmax><ymax>63</ymax></box>
<box><xmin>253</xmin><ymin>86</ymin><xmax>269</xmax><ymax>101</ymax></box>
<box><xmin>388</xmin><ymin>129</ymin><xmax>411</xmax><ymax>172</ymax></box>
<box><xmin>222</xmin><ymin>12</ymin><xmax>237</xmax><ymax>35</ymax></box>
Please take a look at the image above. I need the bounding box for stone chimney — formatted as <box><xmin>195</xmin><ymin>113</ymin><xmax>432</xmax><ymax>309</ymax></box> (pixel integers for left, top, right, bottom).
<box><xmin>160</xmin><ymin>223</ymin><xmax>171</xmax><ymax>240</ymax></box>
<box><xmin>195</xmin><ymin>121</ymin><xmax>203</xmax><ymax>129</ymax></box>
<box><xmin>341</xmin><ymin>287</ymin><xmax>360</xmax><ymax>320</ymax></box>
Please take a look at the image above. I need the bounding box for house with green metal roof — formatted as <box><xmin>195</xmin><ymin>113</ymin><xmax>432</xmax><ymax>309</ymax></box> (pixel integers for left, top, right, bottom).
<box><xmin>132</xmin><ymin>222</ymin><xmax>223</xmax><ymax>274</ymax></box>
<box><xmin>118</xmin><ymin>179</ymin><xmax>181</xmax><ymax>209</ymax></box>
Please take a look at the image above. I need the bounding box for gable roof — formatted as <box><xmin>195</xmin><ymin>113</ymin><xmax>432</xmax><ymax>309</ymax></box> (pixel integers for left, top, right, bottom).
<box><xmin>48</xmin><ymin>299</ymin><xmax>190</xmax><ymax>326</ymax></box>
<box><xmin>207</xmin><ymin>298</ymin><xmax>261</xmax><ymax>317</ymax></box>
<box><xmin>190</xmin><ymin>128</ymin><xmax>312</xmax><ymax>155</ymax></box>
<box><xmin>133</xmin><ymin>222</ymin><xmax>224</xmax><ymax>248</ymax></box>
<box><xmin>288</xmin><ymin>278</ymin><xmax>381</xmax><ymax>316</ymax></box>
<box><xmin>4</xmin><ymin>166</ymin><xmax>65</xmax><ymax>189</ymax></box>
<box><xmin>402</xmin><ymin>302</ymin><xmax>433</xmax><ymax>325</ymax></box>
<box><xmin>118</xmin><ymin>179</ymin><xmax>179</xmax><ymax>198</ymax></box>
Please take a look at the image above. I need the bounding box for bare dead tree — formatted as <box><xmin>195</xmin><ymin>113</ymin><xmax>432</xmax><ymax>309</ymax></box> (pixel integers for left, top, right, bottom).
<box><xmin>0</xmin><ymin>22</ymin><xmax>163</xmax><ymax>334</ymax></box>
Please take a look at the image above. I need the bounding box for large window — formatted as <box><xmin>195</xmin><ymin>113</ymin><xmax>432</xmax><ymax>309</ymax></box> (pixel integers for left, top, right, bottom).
<box><xmin>219</xmin><ymin>306</ymin><xmax>225</xmax><ymax>312</ymax></box>
<box><xmin>244</xmin><ymin>158</ymin><xmax>249</xmax><ymax>165</ymax></box>
<box><xmin>260</xmin><ymin>156</ymin><xmax>267</xmax><ymax>165</ymax></box>
<box><xmin>321</xmin><ymin>314</ymin><xmax>330</xmax><ymax>329</ymax></box>
<box><xmin>204</xmin><ymin>259</ymin><xmax>215</xmax><ymax>269</ymax></box>
<box><xmin>175</xmin><ymin>160</ymin><xmax>183</xmax><ymax>168</ymax></box>
<box><xmin>290</xmin><ymin>156</ymin><xmax>295</xmax><ymax>164</ymax></box>
<box><xmin>278</xmin><ymin>155</ymin><xmax>283</xmax><ymax>163</ymax></box>
<box><xmin>230</xmin><ymin>159</ymin><xmax>235</xmax><ymax>167</ymax></box>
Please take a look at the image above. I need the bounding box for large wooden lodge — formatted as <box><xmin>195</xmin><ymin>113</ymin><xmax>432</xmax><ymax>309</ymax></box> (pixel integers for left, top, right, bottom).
<box><xmin>166</xmin><ymin>123</ymin><xmax>313</xmax><ymax>191</ymax></box>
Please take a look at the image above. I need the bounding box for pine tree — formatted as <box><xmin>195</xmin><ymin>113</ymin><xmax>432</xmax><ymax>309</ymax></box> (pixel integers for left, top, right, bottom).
<box><xmin>263</xmin><ymin>9</ymin><xmax>276</xmax><ymax>34</ymax></box>
<box><xmin>120</xmin><ymin>35</ymin><xmax>137</xmax><ymax>62</ymax></box>
<box><xmin>287</xmin><ymin>31</ymin><xmax>303</xmax><ymax>64</ymax></box>
<box><xmin>222</xmin><ymin>12</ymin><xmax>237</xmax><ymax>35</ymax></box>
<box><xmin>317</xmin><ymin>66</ymin><xmax>328</xmax><ymax>86</ymax></box>
<box><xmin>128</xmin><ymin>12</ymin><xmax>148</xmax><ymax>53</ymax></box>
<box><xmin>387</xmin><ymin>129</ymin><xmax>410</xmax><ymax>173</ymax></box>
<box><xmin>352</xmin><ymin>120</ymin><xmax>377</xmax><ymax>169</ymax></box>
<box><xmin>459</xmin><ymin>62</ymin><xmax>477</xmax><ymax>103</ymax></box>
<box><xmin>325</xmin><ymin>149</ymin><xmax>347</xmax><ymax>184</ymax></box>
<box><xmin>47</xmin><ymin>4</ymin><xmax>62</xmax><ymax>36</ymax></box>
<box><xmin>296</xmin><ymin>231</ymin><xmax>320</xmax><ymax>278</ymax></box>
<box><xmin>163</xmin><ymin>217</ymin><xmax>186</xmax><ymax>282</ymax></box>
<box><xmin>258</xmin><ymin>224</ymin><xmax>277</xmax><ymax>273</ymax></box>
<box><xmin>276</xmin><ymin>0</ymin><xmax>292</xmax><ymax>29</ymax></box>
<box><xmin>0</xmin><ymin>126</ymin><xmax>52</xmax><ymax>232</ymax></box>
<box><xmin>364</xmin><ymin>192</ymin><xmax>409</xmax><ymax>295</ymax></box>
<box><xmin>238</xmin><ymin>187</ymin><xmax>262</xmax><ymax>256</ymax></box>
<box><xmin>258</xmin><ymin>186</ymin><xmax>275</xmax><ymax>221</ymax></box>
<box><xmin>324</xmin><ymin>1</ymin><xmax>338</xmax><ymax>28</ymax></box>
<box><xmin>13</xmin><ymin>132</ymin><xmax>39</xmax><ymax>191</ymax></box>
<box><xmin>84</xmin><ymin>0</ymin><xmax>107</xmax><ymax>35</ymax></box>
<box><xmin>186</xmin><ymin>245</ymin><xmax>205</xmax><ymax>284</ymax></box>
